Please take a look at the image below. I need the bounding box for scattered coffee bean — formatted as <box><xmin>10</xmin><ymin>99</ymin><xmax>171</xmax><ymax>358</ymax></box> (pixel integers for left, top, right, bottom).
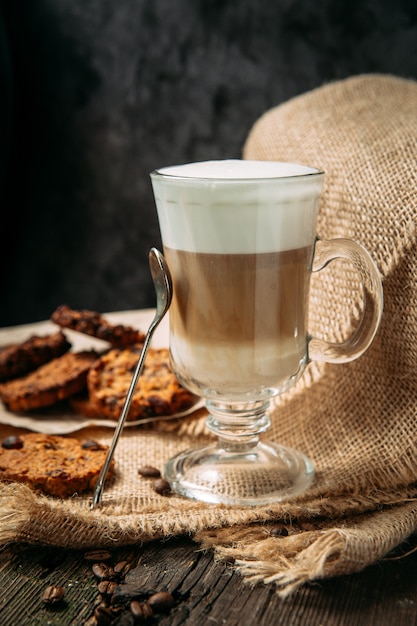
<box><xmin>153</xmin><ymin>478</ymin><xmax>171</xmax><ymax>496</ymax></box>
<box><xmin>299</xmin><ymin>521</ymin><xmax>317</xmax><ymax>532</ymax></box>
<box><xmin>138</xmin><ymin>465</ymin><xmax>161</xmax><ymax>478</ymax></box>
<box><xmin>2</xmin><ymin>435</ymin><xmax>24</xmax><ymax>450</ymax></box>
<box><xmin>270</xmin><ymin>525</ymin><xmax>289</xmax><ymax>537</ymax></box>
<box><xmin>86</xmin><ymin>554</ymin><xmax>177</xmax><ymax>622</ymax></box>
<box><xmin>142</xmin><ymin>602</ymin><xmax>154</xmax><ymax>618</ymax></box>
<box><xmin>130</xmin><ymin>600</ymin><xmax>145</xmax><ymax>619</ymax></box>
<box><xmin>147</xmin><ymin>591</ymin><xmax>175</xmax><ymax>613</ymax></box>
<box><xmin>114</xmin><ymin>560</ymin><xmax>130</xmax><ymax>578</ymax></box>
<box><xmin>84</xmin><ymin>549</ymin><xmax>113</xmax><ymax>562</ymax></box>
<box><xmin>98</xmin><ymin>580</ymin><xmax>119</xmax><ymax>597</ymax></box>
<box><xmin>42</xmin><ymin>585</ymin><xmax>65</xmax><ymax>605</ymax></box>
<box><xmin>92</xmin><ymin>562</ymin><xmax>117</xmax><ymax>581</ymax></box>
<box><xmin>94</xmin><ymin>606</ymin><xmax>114</xmax><ymax>626</ymax></box>
<box><xmin>130</xmin><ymin>600</ymin><xmax>154</xmax><ymax>620</ymax></box>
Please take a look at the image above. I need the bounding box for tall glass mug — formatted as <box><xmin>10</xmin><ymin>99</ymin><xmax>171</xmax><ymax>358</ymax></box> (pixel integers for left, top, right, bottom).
<box><xmin>150</xmin><ymin>160</ymin><xmax>383</xmax><ymax>506</ymax></box>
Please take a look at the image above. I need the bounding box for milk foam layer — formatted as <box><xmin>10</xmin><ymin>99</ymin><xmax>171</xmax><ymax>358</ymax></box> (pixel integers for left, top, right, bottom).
<box><xmin>151</xmin><ymin>160</ymin><xmax>323</xmax><ymax>254</ymax></box>
<box><xmin>157</xmin><ymin>160</ymin><xmax>320</xmax><ymax>179</ymax></box>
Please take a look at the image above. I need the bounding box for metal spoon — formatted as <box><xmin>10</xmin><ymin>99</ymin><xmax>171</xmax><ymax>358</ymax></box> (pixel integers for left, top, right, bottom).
<box><xmin>90</xmin><ymin>248</ymin><xmax>173</xmax><ymax>509</ymax></box>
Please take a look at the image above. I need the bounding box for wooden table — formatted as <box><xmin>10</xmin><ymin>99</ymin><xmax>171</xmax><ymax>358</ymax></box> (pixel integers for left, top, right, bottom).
<box><xmin>1</xmin><ymin>531</ymin><xmax>417</xmax><ymax>625</ymax></box>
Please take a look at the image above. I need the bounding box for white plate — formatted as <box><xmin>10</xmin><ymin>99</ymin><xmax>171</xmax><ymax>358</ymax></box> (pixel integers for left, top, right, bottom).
<box><xmin>0</xmin><ymin>310</ymin><xmax>202</xmax><ymax>434</ymax></box>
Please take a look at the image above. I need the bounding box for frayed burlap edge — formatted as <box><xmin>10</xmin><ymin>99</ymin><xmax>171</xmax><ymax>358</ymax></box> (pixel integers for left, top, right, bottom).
<box><xmin>1</xmin><ymin>481</ymin><xmax>416</xmax><ymax>546</ymax></box>
<box><xmin>196</xmin><ymin>500</ymin><xmax>417</xmax><ymax>597</ymax></box>
<box><xmin>2</xmin><ymin>482</ymin><xmax>416</xmax><ymax>597</ymax></box>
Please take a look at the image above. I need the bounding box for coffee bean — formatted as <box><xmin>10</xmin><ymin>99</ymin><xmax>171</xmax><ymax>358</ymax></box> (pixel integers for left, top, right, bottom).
<box><xmin>2</xmin><ymin>435</ymin><xmax>24</xmax><ymax>450</ymax></box>
<box><xmin>138</xmin><ymin>465</ymin><xmax>161</xmax><ymax>478</ymax></box>
<box><xmin>94</xmin><ymin>606</ymin><xmax>114</xmax><ymax>626</ymax></box>
<box><xmin>147</xmin><ymin>591</ymin><xmax>175</xmax><ymax>613</ymax></box>
<box><xmin>142</xmin><ymin>602</ymin><xmax>154</xmax><ymax>618</ymax></box>
<box><xmin>42</xmin><ymin>585</ymin><xmax>65</xmax><ymax>605</ymax></box>
<box><xmin>98</xmin><ymin>580</ymin><xmax>118</xmax><ymax>597</ymax></box>
<box><xmin>153</xmin><ymin>478</ymin><xmax>171</xmax><ymax>496</ymax></box>
<box><xmin>270</xmin><ymin>525</ymin><xmax>289</xmax><ymax>537</ymax></box>
<box><xmin>84</xmin><ymin>549</ymin><xmax>113</xmax><ymax>562</ymax></box>
<box><xmin>114</xmin><ymin>560</ymin><xmax>130</xmax><ymax>578</ymax></box>
<box><xmin>130</xmin><ymin>600</ymin><xmax>154</xmax><ymax>620</ymax></box>
<box><xmin>130</xmin><ymin>600</ymin><xmax>145</xmax><ymax>618</ymax></box>
<box><xmin>299</xmin><ymin>521</ymin><xmax>317</xmax><ymax>532</ymax></box>
<box><xmin>92</xmin><ymin>562</ymin><xmax>116</xmax><ymax>581</ymax></box>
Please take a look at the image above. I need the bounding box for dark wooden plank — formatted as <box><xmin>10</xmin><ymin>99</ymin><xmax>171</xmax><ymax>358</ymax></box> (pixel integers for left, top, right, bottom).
<box><xmin>1</xmin><ymin>536</ymin><xmax>417</xmax><ymax>625</ymax></box>
<box><xmin>0</xmin><ymin>544</ymin><xmax>97</xmax><ymax>625</ymax></box>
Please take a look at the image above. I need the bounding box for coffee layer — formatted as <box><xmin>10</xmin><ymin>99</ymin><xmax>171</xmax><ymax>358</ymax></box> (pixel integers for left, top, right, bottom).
<box><xmin>166</xmin><ymin>247</ymin><xmax>311</xmax><ymax>399</ymax></box>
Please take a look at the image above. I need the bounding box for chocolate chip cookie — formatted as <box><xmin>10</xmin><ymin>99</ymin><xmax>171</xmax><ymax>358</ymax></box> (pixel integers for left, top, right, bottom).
<box><xmin>84</xmin><ymin>346</ymin><xmax>196</xmax><ymax>420</ymax></box>
<box><xmin>0</xmin><ymin>350</ymin><xmax>99</xmax><ymax>411</ymax></box>
<box><xmin>0</xmin><ymin>331</ymin><xmax>71</xmax><ymax>382</ymax></box>
<box><xmin>0</xmin><ymin>433</ymin><xmax>114</xmax><ymax>497</ymax></box>
<box><xmin>51</xmin><ymin>305</ymin><xmax>145</xmax><ymax>347</ymax></box>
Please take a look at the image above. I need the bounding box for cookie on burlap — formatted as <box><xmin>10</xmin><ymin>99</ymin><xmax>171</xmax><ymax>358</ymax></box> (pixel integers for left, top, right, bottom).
<box><xmin>0</xmin><ymin>351</ymin><xmax>99</xmax><ymax>411</ymax></box>
<box><xmin>83</xmin><ymin>346</ymin><xmax>197</xmax><ymax>420</ymax></box>
<box><xmin>0</xmin><ymin>433</ymin><xmax>114</xmax><ymax>497</ymax></box>
<box><xmin>51</xmin><ymin>304</ymin><xmax>146</xmax><ymax>347</ymax></box>
<box><xmin>0</xmin><ymin>331</ymin><xmax>71</xmax><ymax>382</ymax></box>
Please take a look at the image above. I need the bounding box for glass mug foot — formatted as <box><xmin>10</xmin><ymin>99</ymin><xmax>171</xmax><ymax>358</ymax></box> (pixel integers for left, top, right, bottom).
<box><xmin>165</xmin><ymin>440</ymin><xmax>315</xmax><ymax>506</ymax></box>
<box><xmin>164</xmin><ymin>399</ymin><xmax>314</xmax><ymax>506</ymax></box>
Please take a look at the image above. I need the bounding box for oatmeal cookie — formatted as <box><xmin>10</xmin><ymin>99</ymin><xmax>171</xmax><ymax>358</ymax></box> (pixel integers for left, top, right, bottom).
<box><xmin>0</xmin><ymin>331</ymin><xmax>71</xmax><ymax>382</ymax></box>
<box><xmin>69</xmin><ymin>392</ymin><xmax>104</xmax><ymax>419</ymax></box>
<box><xmin>0</xmin><ymin>351</ymin><xmax>99</xmax><ymax>412</ymax></box>
<box><xmin>0</xmin><ymin>433</ymin><xmax>114</xmax><ymax>497</ymax></box>
<box><xmin>51</xmin><ymin>304</ymin><xmax>145</xmax><ymax>347</ymax></box>
<box><xmin>85</xmin><ymin>346</ymin><xmax>196</xmax><ymax>421</ymax></box>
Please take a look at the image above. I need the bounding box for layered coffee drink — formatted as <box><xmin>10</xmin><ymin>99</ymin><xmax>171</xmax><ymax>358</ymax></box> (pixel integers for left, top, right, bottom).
<box><xmin>150</xmin><ymin>159</ymin><xmax>383</xmax><ymax>506</ymax></box>
<box><xmin>151</xmin><ymin>160</ymin><xmax>323</xmax><ymax>401</ymax></box>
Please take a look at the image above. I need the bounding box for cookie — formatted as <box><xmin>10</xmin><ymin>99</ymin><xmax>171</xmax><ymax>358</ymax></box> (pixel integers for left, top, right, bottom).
<box><xmin>69</xmin><ymin>392</ymin><xmax>104</xmax><ymax>419</ymax></box>
<box><xmin>51</xmin><ymin>304</ymin><xmax>146</xmax><ymax>347</ymax></box>
<box><xmin>0</xmin><ymin>350</ymin><xmax>99</xmax><ymax>412</ymax></box>
<box><xmin>85</xmin><ymin>346</ymin><xmax>197</xmax><ymax>421</ymax></box>
<box><xmin>0</xmin><ymin>331</ymin><xmax>71</xmax><ymax>382</ymax></box>
<box><xmin>0</xmin><ymin>433</ymin><xmax>114</xmax><ymax>497</ymax></box>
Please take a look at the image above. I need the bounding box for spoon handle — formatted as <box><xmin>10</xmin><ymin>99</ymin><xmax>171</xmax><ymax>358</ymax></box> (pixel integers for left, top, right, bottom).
<box><xmin>90</xmin><ymin>327</ymin><xmax>155</xmax><ymax>509</ymax></box>
<box><xmin>90</xmin><ymin>248</ymin><xmax>172</xmax><ymax>509</ymax></box>
<box><xmin>90</xmin><ymin>325</ymin><xmax>156</xmax><ymax>509</ymax></box>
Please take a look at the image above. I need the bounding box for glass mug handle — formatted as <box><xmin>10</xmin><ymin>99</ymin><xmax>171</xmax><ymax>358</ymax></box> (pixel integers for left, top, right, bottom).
<box><xmin>308</xmin><ymin>238</ymin><xmax>383</xmax><ymax>364</ymax></box>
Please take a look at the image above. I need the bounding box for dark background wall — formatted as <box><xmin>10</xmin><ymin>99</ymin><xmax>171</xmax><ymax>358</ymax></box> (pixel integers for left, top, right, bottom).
<box><xmin>1</xmin><ymin>0</ymin><xmax>416</xmax><ymax>326</ymax></box>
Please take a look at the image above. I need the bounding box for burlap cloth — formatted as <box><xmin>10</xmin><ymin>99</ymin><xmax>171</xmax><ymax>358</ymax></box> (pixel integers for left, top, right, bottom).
<box><xmin>1</xmin><ymin>73</ymin><xmax>417</xmax><ymax>596</ymax></box>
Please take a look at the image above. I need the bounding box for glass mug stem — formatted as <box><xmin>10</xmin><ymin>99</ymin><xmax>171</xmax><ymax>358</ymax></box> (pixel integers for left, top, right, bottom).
<box><xmin>205</xmin><ymin>399</ymin><xmax>271</xmax><ymax>451</ymax></box>
<box><xmin>164</xmin><ymin>397</ymin><xmax>315</xmax><ymax>506</ymax></box>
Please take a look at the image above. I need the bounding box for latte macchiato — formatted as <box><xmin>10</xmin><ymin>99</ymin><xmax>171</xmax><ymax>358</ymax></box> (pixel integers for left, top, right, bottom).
<box><xmin>151</xmin><ymin>160</ymin><xmax>323</xmax><ymax>401</ymax></box>
<box><xmin>150</xmin><ymin>159</ymin><xmax>383</xmax><ymax>506</ymax></box>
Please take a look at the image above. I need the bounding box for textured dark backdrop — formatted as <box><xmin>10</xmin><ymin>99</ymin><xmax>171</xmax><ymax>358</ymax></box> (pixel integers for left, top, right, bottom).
<box><xmin>1</xmin><ymin>0</ymin><xmax>416</xmax><ymax>326</ymax></box>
